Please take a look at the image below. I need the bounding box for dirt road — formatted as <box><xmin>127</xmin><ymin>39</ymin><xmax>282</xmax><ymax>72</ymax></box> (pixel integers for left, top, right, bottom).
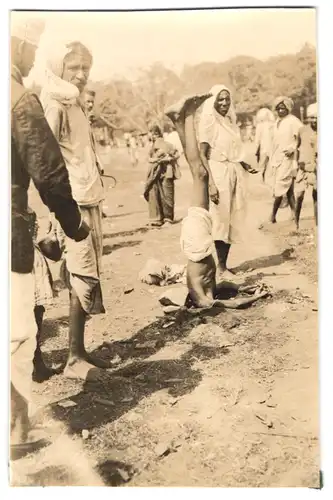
<box><xmin>11</xmin><ymin>146</ymin><xmax>319</xmax><ymax>487</ymax></box>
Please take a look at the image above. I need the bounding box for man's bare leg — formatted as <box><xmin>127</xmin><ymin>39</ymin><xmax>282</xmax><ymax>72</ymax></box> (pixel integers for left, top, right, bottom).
<box><xmin>286</xmin><ymin>183</ymin><xmax>297</xmax><ymax>226</ymax></box>
<box><xmin>213</xmin><ymin>290</ymin><xmax>269</xmax><ymax>309</ymax></box>
<box><xmin>166</xmin><ymin>93</ymin><xmax>212</xmax><ymax>209</ymax></box>
<box><xmin>166</xmin><ymin>94</ymin><xmax>215</xmax><ymax>308</ymax></box>
<box><xmin>64</xmin><ymin>290</ymin><xmax>109</xmax><ymax>380</ymax></box>
<box><xmin>313</xmin><ymin>188</ymin><xmax>318</xmax><ymax>226</ymax></box>
<box><xmin>33</xmin><ymin>306</ymin><xmax>58</xmax><ymax>383</ymax></box>
<box><xmin>295</xmin><ymin>191</ymin><xmax>305</xmax><ymax>230</ymax></box>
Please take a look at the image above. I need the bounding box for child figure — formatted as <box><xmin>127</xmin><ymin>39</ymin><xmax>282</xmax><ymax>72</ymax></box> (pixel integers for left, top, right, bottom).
<box><xmin>165</xmin><ymin>95</ymin><xmax>268</xmax><ymax>309</ymax></box>
<box><xmin>27</xmin><ymin>209</ymin><xmax>57</xmax><ymax>382</ymax></box>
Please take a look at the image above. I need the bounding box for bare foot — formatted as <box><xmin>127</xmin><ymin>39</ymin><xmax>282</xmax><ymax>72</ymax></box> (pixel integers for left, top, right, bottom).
<box><xmin>63</xmin><ymin>359</ymin><xmax>96</xmax><ymax>381</ymax></box>
<box><xmin>217</xmin><ymin>269</ymin><xmax>243</xmax><ymax>284</ymax></box>
<box><xmin>165</xmin><ymin>93</ymin><xmax>212</xmax><ymax>123</ymax></box>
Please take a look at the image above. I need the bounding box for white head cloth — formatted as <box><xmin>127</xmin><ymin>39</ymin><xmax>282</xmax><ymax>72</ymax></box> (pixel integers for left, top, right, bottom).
<box><xmin>40</xmin><ymin>42</ymin><xmax>80</xmax><ymax>106</ymax></box>
<box><xmin>197</xmin><ymin>84</ymin><xmax>244</xmax><ymax>163</ymax></box>
<box><xmin>11</xmin><ymin>14</ymin><xmax>45</xmax><ymax>46</ymax></box>
<box><xmin>307</xmin><ymin>102</ymin><xmax>317</xmax><ymax>118</ymax></box>
<box><xmin>256</xmin><ymin>108</ymin><xmax>275</xmax><ymax>123</ymax></box>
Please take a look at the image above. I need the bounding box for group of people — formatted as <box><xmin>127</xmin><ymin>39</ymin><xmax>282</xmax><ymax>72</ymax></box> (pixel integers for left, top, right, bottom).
<box><xmin>254</xmin><ymin>98</ymin><xmax>318</xmax><ymax>229</ymax></box>
<box><xmin>10</xmin><ymin>16</ymin><xmax>317</xmax><ymax>463</ymax></box>
<box><xmin>164</xmin><ymin>87</ymin><xmax>317</xmax><ymax>307</ymax></box>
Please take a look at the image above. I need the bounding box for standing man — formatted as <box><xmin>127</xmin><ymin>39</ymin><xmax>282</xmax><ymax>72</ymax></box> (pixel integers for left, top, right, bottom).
<box><xmin>294</xmin><ymin>103</ymin><xmax>318</xmax><ymax>228</ymax></box>
<box><xmin>82</xmin><ymin>87</ymin><xmax>109</xmax><ymax>218</ymax></box>
<box><xmin>40</xmin><ymin>40</ymin><xmax>109</xmax><ymax>380</ymax></box>
<box><xmin>267</xmin><ymin>97</ymin><xmax>303</xmax><ymax>227</ymax></box>
<box><xmin>82</xmin><ymin>88</ymin><xmax>96</xmax><ymax>125</ymax></box>
<box><xmin>10</xmin><ymin>17</ymin><xmax>89</xmax><ymax>459</ymax></box>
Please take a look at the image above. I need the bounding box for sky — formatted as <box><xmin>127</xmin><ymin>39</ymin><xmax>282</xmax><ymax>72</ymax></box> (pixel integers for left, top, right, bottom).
<box><xmin>11</xmin><ymin>8</ymin><xmax>317</xmax><ymax>85</ymax></box>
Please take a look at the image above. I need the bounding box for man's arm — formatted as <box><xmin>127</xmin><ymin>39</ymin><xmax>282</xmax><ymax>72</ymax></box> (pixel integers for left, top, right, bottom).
<box><xmin>199</xmin><ymin>142</ymin><xmax>219</xmax><ymax>204</ymax></box>
<box><xmin>12</xmin><ymin>92</ymin><xmax>82</xmax><ymax>240</ymax></box>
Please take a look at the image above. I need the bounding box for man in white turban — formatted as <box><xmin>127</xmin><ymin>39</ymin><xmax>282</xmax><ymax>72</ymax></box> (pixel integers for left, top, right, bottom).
<box><xmin>10</xmin><ymin>15</ymin><xmax>89</xmax><ymax>460</ymax></box>
<box><xmin>266</xmin><ymin>96</ymin><xmax>303</xmax><ymax>227</ymax></box>
<box><xmin>294</xmin><ymin>102</ymin><xmax>318</xmax><ymax>228</ymax></box>
<box><xmin>40</xmin><ymin>40</ymin><xmax>108</xmax><ymax>381</ymax></box>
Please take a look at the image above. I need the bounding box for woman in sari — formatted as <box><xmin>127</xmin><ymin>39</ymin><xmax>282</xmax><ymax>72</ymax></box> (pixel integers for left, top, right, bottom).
<box><xmin>144</xmin><ymin>125</ymin><xmax>180</xmax><ymax>227</ymax></box>
<box><xmin>198</xmin><ymin>85</ymin><xmax>258</xmax><ymax>281</ymax></box>
<box><xmin>268</xmin><ymin>96</ymin><xmax>303</xmax><ymax>226</ymax></box>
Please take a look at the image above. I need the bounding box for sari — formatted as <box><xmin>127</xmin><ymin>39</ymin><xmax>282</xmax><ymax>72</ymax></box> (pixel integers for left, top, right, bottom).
<box><xmin>144</xmin><ymin>137</ymin><xmax>180</xmax><ymax>224</ymax></box>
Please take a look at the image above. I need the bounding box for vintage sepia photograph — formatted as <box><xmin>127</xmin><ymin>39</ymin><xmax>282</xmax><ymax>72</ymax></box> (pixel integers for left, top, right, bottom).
<box><xmin>9</xmin><ymin>6</ymin><xmax>319</xmax><ymax>487</ymax></box>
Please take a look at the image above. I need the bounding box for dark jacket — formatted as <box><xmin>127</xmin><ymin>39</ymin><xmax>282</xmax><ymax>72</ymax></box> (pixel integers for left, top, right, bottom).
<box><xmin>11</xmin><ymin>66</ymin><xmax>81</xmax><ymax>274</ymax></box>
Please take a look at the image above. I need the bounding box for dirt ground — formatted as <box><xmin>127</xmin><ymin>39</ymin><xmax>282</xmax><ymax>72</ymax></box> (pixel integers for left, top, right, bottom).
<box><xmin>10</xmin><ymin>144</ymin><xmax>319</xmax><ymax>487</ymax></box>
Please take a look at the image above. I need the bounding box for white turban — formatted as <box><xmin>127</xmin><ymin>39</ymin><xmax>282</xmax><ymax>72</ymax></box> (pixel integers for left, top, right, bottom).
<box><xmin>307</xmin><ymin>103</ymin><xmax>317</xmax><ymax>118</ymax></box>
<box><xmin>11</xmin><ymin>14</ymin><xmax>45</xmax><ymax>46</ymax></box>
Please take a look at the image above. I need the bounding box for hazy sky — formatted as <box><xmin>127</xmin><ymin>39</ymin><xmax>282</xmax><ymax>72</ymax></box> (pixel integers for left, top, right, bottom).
<box><xmin>12</xmin><ymin>8</ymin><xmax>316</xmax><ymax>84</ymax></box>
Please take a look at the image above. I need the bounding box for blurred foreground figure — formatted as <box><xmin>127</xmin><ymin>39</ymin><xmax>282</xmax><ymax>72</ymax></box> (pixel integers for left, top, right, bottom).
<box><xmin>10</xmin><ymin>15</ymin><xmax>88</xmax><ymax>460</ymax></box>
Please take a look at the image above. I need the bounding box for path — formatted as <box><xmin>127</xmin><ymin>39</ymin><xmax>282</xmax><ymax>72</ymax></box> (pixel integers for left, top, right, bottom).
<box><xmin>11</xmin><ymin>147</ymin><xmax>319</xmax><ymax>487</ymax></box>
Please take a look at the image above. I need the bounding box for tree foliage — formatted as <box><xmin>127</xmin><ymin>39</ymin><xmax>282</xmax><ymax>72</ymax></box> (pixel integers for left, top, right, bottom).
<box><xmin>29</xmin><ymin>44</ymin><xmax>317</xmax><ymax>133</ymax></box>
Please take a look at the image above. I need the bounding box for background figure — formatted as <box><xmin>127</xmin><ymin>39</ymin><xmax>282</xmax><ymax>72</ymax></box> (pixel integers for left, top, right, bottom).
<box><xmin>129</xmin><ymin>133</ymin><xmax>139</xmax><ymax>166</ymax></box>
<box><xmin>10</xmin><ymin>18</ymin><xmax>88</xmax><ymax>459</ymax></box>
<box><xmin>82</xmin><ymin>88</ymin><xmax>109</xmax><ymax>218</ymax></box>
<box><xmin>82</xmin><ymin>88</ymin><xmax>96</xmax><ymax>125</ymax></box>
<box><xmin>294</xmin><ymin>102</ymin><xmax>318</xmax><ymax>228</ymax></box>
<box><xmin>144</xmin><ymin>125</ymin><xmax>180</xmax><ymax>227</ymax></box>
<box><xmin>268</xmin><ymin>96</ymin><xmax>303</xmax><ymax>226</ymax></box>
<box><xmin>254</xmin><ymin>107</ymin><xmax>275</xmax><ymax>183</ymax></box>
<box><xmin>198</xmin><ymin>84</ymin><xmax>258</xmax><ymax>282</ymax></box>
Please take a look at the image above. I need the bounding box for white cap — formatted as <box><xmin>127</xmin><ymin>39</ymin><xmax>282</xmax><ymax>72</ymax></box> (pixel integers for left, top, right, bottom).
<box><xmin>307</xmin><ymin>103</ymin><xmax>317</xmax><ymax>118</ymax></box>
<box><xmin>11</xmin><ymin>13</ymin><xmax>45</xmax><ymax>46</ymax></box>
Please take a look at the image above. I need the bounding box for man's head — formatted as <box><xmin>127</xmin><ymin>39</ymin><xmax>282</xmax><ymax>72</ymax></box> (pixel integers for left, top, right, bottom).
<box><xmin>11</xmin><ymin>17</ymin><xmax>44</xmax><ymax>77</ymax></box>
<box><xmin>149</xmin><ymin>125</ymin><xmax>163</xmax><ymax>141</ymax></box>
<box><xmin>274</xmin><ymin>96</ymin><xmax>294</xmax><ymax>119</ymax></box>
<box><xmin>214</xmin><ymin>90</ymin><xmax>231</xmax><ymax>117</ymax></box>
<box><xmin>307</xmin><ymin>103</ymin><xmax>317</xmax><ymax>132</ymax></box>
<box><xmin>62</xmin><ymin>41</ymin><xmax>93</xmax><ymax>93</ymax></box>
<box><xmin>83</xmin><ymin>89</ymin><xmax>95</xmax><ymax>113</ymax></box>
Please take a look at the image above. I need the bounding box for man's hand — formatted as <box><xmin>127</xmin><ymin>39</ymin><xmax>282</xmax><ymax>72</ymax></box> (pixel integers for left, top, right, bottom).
<box><xmin>283</xmin><ymin>148</ymin><xmax>295</xmax><ymax>158</ymax></box>
<box><xmin>209</xmin><ymin>182</ymin><xmax>219</xmax><ymax>204</ymax></box>
<box><xmin>241</xmin><ymin>162</ymin><xmax>259</xmax><ymax>174</ymax></box>
<box><xmin>73</xmin><ymin>219</ymin><xmax>90</xmax><ymax>242</ymax></box>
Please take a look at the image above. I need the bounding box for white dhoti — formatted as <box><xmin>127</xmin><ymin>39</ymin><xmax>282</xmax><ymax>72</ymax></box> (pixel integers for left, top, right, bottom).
<box><xmin>55</xmin><ymin>203</ymin><xmax>104</xmax><ymax>314</ymax></box>
<box><xmin>271</xmin><ymin>157</ymin><xmax>298</xmax><ymax>198</ymax></box>
<box><xmin>180</xmin><ymin>207</ymin><xmax>213</xmax><ymax>262</ymax></box>
<box><xmin>10</xmin><ymin>272</ymin><xmax>36</xmax><ymax>405</ymax></box>
<box><xmin>209</xmin><ymin>159</ymin><xmax>247</xmax><ymax>244</ymax></box>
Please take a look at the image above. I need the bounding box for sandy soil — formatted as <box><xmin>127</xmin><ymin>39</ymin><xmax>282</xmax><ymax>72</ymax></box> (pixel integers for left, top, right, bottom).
<box><xmin>10</xmin><ymin>145</ymin><xmax>319</xmax><ymax>488</ymax></box>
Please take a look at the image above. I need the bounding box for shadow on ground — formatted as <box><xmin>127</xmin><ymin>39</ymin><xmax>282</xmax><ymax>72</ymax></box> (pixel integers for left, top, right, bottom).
<box><xmin>233</xmin><ymin>248</ymin><xmax>295</xmax><ymax>274</ymax></box>
<box><xmin>103</xmin><ymin>240</ymin><xmax>142</xmax><ymax>255</ymax></box>
<box><xmin>49</xmin><ymin>309</ymin><xmax>230</xmax><ymax>433</ymax></box>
